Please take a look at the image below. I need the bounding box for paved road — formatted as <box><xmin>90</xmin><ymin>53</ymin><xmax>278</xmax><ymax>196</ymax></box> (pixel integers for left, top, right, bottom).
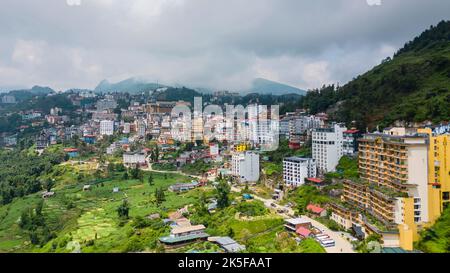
<box><xmin>231</xmin><ymin>185</ymin><xmax>355</xmax><ymax>253</ymax></box>
<box><xmin>301</xmin><ymin>215</ymin><xmax>355</xmax><ymax>253</ymax></box>
<box><xmin>146</xmin><ymin>164</ymin><xmax>356</xmax><ymax>253</ymax></box>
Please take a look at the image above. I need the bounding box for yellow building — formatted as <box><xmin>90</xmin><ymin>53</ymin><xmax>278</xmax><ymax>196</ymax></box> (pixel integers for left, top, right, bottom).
<box><xmin>335</xmin><ymin>127</ymin><xmax>449</xmax><ymax>251</ymax></box>
<box><xmin>356</xmin><ymin>131</ymin><xmax>429</xmax><ymax>251</ymax></box>
<box><xmin>233</xmin><ymin>143</ymin><xmax>250</xmax><ymax>152</ymax></box>
<box><xmin>418</xmin><ymin>128</ymin><xmax>450</xmax><ymax>222</ymax></box>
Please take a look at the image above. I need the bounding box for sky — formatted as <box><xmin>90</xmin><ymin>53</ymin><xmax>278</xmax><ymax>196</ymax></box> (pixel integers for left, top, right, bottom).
<box><xmin>0</xmin><ymin>0</ymin><xmax>449</xmax><ymax>92</ymax></box>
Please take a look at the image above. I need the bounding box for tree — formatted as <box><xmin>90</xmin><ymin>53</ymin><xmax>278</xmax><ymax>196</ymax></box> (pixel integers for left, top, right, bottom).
<box><xmin>138</xmin><ymin>171</ymin><xmax>144</xmax><ymax>183</ymax></box>
<box><xmin>122</xmin><ymin>171</ymin><xmax>129</xmax><ymax>180</ymax></box>
<box><xmin>227</xmin><ymin>227</ymin><xmax>235</xmax><ymax>238</ymax></box>
<box><xmin>148</xmin><ymin>174</ymin><xmax>154</xmax><ymax>186</ymax></box>
<box><xmin>130</xmin><ymin>165</ymin><xmax>141</xmax><ymax>180</ymax></box>
<box><xmin>117</xmin><ymin>200</ymin><xmax>130</xmax><ymax>219</ymax></box>
<box><xmin>43</xmin><ymin>179</ymin><xmax>55</xmax><ymax>192</ymax></box>
<box><xmin>155</xmin><ymin>188</ymin><xmax>166</xmax><ymax>206</ymax></box>
<box><xmin>154</xmin><ymin>146</ymin><xmax>160</xmax><ymax>163</ymax></box>
<box><xmin>216</xmin><ymin>180</ymin><xmax>231</xmax><ymax>209</ymax></box>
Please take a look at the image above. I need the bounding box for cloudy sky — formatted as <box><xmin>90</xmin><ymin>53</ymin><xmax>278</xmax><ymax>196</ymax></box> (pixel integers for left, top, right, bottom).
<box><xmin>0</xmin><ymin>0</ymin><xmax>449</xmax><ymax>92</ymax></box>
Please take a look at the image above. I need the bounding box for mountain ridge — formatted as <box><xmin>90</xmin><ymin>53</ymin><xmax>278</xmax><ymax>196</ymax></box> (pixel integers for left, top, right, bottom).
<box><xmin>298</xmin><ymin>20</ymin><xmax>450</xmax><ymax>130</ymax></box>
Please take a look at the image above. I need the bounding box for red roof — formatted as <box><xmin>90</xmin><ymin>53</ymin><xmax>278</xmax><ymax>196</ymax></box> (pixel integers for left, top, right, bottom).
<box><xmin>307</xmin><ymin>204</ymin><xmax>325</xmax><ymax>214</ymax></box>
<box><xmin>307</xmin><ymin>178</ymin><xmax>324</xmax><ymax>184</ymax></box>
<box><xmin>344</xmin><ymin>130</ymin><xmax>360</xmax><ymax>134</ymax></box>
<box><xmin>64</xmin><ymin>148</ymin><xmax>78</xmax><ymax>152</ymax></box>
<box><xmin>296</xmin><ymin>227</ymin><xmax>312</xmax><ymax>237</ymax></box>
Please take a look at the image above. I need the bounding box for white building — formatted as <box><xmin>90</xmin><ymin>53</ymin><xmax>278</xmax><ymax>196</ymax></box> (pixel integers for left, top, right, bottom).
<box><xmin>283</xmin><ymin>157</ymin><xmax>317</xmax><ymax>187</ymax></box>
<box><xmin>1</xmin><ymin>95</ymin><xmax>16</xmax><ymax>104</ymax></box>
<box><xmin>100</xmin><ymin>120</ymin><xmax>115</xmax><ymax>136</ymax></box>
<box><xmin>123</xmin><ymin>122</ymin><xmax>131</xmax><ymax>134</ymax></box>
<box><xmin>231</xmin><ymin>152</ymin><xmax>260</xmax><ymax>183</ymax></box>
<box><xmin>136</xmin><ymin>120</ymin><xmax>147</xmax><ymax>137</ymax></box>
<box><xmin>123</xmin><ymin>152</ymin><xmax>147</xmax><ymax>165</ymax></box>
<box><xmin>247</xmin><ymin>104</ymin><xmax>278</xmax><ymax>150</ymax></box>
<box><xmin>312</xmin><ymin>123</ymin><xmax>347</xmax><ymax>173</ymax></box>
<box><xmin>209</xmin><ymin>143</ymin><xmax>219</xmax><ymax>157</ymax></box>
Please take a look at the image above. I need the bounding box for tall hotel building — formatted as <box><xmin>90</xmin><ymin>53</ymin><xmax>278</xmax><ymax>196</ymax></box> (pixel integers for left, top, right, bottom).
<box><xmin>336</xmin><ymin>128</ymin><xmax>450</xmax><ymax>250</ymax></box>
<box><xmin>312</xmin><ymin>123</ymin><xmax>347</xmax><ymax>173</ymax></box>
<box><xmin>417</xmin><ymin>128</ymin><xmax>450</xmax><ymax>221</ymax></box>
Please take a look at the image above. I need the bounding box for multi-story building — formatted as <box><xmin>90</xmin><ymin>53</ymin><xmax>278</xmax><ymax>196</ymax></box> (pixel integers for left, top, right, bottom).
<box><xmin>209</xmin><ymin>143</ymin><xmax>219</xmax><ymax>158</ymax></box>
<box><xmin>283</xmin><ymin>157</ymin><xmax>317</xmax><ymax>187</ymax></box>
<box><xmin>96</xmin><ymin>98</ymin><xmax>117</xmax><ymax>111</ymax></box>
<box><xmin>356</xmin><ymin>131</ymin><xmax>430</xmax><ymax>250</ymax></box>
<box><xmin>312</xmin><ymin>123</ymin><xmax>347</xmax><ymax>173</ymax></box>
<box><xmin>1</xmin><ymin>95</ymin><xmax>16</xmax><ymax>104</ymax></box>
<box><xmin>136</xmin><ymin>119</ymin><xmax>147</xmax><ymax>137</ymax></box>
<box><xmin>123</xmin><ymin>122</ymin><xmax>131</xmax><ymax>134</ymax></box>
<box><xmin>279</xmin><ymin>117</ymin><xmax>292</xmax><ymax>137</ymax></box>
<box><xmin>417</xmin><ymin>128</ymin><xmax>450</xmax><ymax>221</ymax></box>
<box><xmin>100</xmin><ymin>120</ymin><xmax>115</xmax><ymax>136</ymax></box>
<box><xmin>343</xmin><ymin>129</ymin><xmax>362</xmax><ymax>156</ymax></box>
<box><xmin>2</xmin><ymin>134</ymin><xmax>17</xmax><ymax>147</ymax></box>
<box><xmin>329</xmin><ymin>202</ymin><xmax>362</xmax><ymax>231</ymax></box>
<box><xmin>247</xmin><ymin>104</ymin><xmax>278</xmax><ymax>150</ymax></box>
<box><xmin>231</xmin><ymin>152</ymin><xmax>260</xmax><ymax>183</ymax></box>
<box><xmin>146</xmin><ymin>101</ymin><xmax>177</xmax><ymax>114</ymax></box>
<box><xmin>330</xmin><ymin>126</ymin><xmax>450</xmax><ymax>250</ymax></box>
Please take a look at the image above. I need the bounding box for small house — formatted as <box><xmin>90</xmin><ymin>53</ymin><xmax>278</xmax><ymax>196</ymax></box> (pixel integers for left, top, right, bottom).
<box><xmin>208</xmin><ymin>237</ymin><xmax>246</xmax><ymax>253</ymax></box>
<box><xmin>64</xmin><ymin>148</ymin><xmax>79</xmax><ymax>158</ymax></box>
<box><xmin>284</xmin><ymin>217</ymin><xmax>312</xmax><ymax>232</ymax></box>
<box><xmin>296</xmin><ymin>226</ymin><xmax>313</xmax><ymax>239</ymax></box>
<box><xmin>306</xmin><ymin>204</ymin><xmax>327</xmax><ymax>217</ymax></box>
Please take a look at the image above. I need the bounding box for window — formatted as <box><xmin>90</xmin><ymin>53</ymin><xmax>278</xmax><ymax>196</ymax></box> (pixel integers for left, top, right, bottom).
<box><xmin>443</xmin><ymin>192</ymin><xmax>450</xmax><ymax>201</ymax></box>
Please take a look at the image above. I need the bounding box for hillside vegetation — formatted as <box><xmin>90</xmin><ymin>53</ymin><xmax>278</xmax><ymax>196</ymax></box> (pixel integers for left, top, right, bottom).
<box><xmin>299</xmin><ymin>20</ymin><xmax>450</xmax><ymax>130</ymax></box>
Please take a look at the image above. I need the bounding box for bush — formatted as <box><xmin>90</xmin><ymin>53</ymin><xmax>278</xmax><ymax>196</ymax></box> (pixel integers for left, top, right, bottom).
<box><xmin>236</xmin><ymin>201</ymin><xmax>268</xmax><ymax>217</ymax></box>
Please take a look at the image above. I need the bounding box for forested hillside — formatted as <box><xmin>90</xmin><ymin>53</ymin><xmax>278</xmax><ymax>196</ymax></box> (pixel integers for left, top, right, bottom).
<box><xmin>298</xmin><ymin>20</ymin><xmax>450</xmax><ymax>130</ymax></box>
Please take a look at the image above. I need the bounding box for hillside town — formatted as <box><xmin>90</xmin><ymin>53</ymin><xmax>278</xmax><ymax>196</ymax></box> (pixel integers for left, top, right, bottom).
<box><xmin>0</xmin><ymin>88</ymin><xmax>448</xmax><ymax>253</ymax></box>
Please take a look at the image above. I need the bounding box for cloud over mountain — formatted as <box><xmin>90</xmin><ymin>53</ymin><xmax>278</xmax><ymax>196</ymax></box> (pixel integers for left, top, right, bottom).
<box><xmin>0</xmin><ymin>0</ymin><xmax>449</xmax><ymax>91</ymax></box>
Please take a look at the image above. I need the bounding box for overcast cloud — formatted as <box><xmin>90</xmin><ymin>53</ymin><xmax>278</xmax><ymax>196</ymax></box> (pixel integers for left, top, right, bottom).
<box><xmin>0</xmin><ymin>0</ymin><xmax>449</xmax><ymax>92</ymax></box>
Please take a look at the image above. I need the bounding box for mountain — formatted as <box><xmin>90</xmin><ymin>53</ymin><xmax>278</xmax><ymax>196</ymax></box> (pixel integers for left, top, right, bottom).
<box><xmin>29</xmin><ymin>85</ymin><xmax>54</xmax><ymax>95</ymax></box>
<box><xmin>244</xmin><ymin>78</ymin><xmax>307</xmax><ymax>96</ymax></box>
<box><xmin>299</xmin><ymin>20</ymin><xmax>450</xmax><ymax>130</ymax></box>
<box><xmin>5</xmin><ymin>85</ymin><xmax>55</xmax><ymax>102</ymax></box>
<box><xmin>156</xmin><ymin>87</ymin><xmax>202</xmax><ymax>104</ymax></box>
<box><xmin>94</xmin><ymin>78</ymin><xmax>165</xmax><ymax>94</ymax></box>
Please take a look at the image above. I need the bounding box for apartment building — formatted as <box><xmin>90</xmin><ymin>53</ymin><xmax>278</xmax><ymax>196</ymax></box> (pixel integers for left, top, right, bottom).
<box><xmin>417</xmin><ymin>127</ymin><xmax>450</xmax><ymax>222</ymax></box>
<box><xmin>283</xmin><ymin>157</ymin><xmax>317</xmax><ymax>187</ymax></box>
<box><xmin>312</xmin><ymin>123</ymin><xmax>347</xmax><ymax>173</ymax></box>
<box><xmin>247</xmin><ymin>104</ymin><xmax>278</xmax><ymax>150</ymax></box>
<box><xmin>136</xmin><ymin>119</ymin><xmax>147</xmax><ymax>137</ymax></box>
<box><xmin>356</xmin><ymin>131</ymin><xmax>429</xmax><ymax>250</ymax></box>
<box><xmin>1</xmin><ymin>95</ymin><xmax>16</xmax><ymax>104</ymax></box>
<box><xmin>343</xmin><ymin>129</ymin><xmax>362</xmax><ymax>156</ymax></box>
<box><xmin>231</xmin><ymin>152</ymin><xmax>260</xmax><ymax>183</ymax></box>
<box><xmin>96</xmin><ymin>98</ymin><xmax>117</xmax><ymax>111</ymax></box>
<box><xmin>100</xmin><ymin>120</ymin><xmax>115</xmax><ymax>136</ymax></box>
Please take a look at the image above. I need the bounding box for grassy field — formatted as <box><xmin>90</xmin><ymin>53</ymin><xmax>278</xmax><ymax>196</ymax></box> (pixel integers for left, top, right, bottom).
<box><xmin>0</xmin><ymin>161</ymin><xmax>326</xmax><ymax>253</ymax></box>
<box><xmin>0</xmin><ymin>168</ymin><xmax>200</xmax><ymax>253</ymax></box>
